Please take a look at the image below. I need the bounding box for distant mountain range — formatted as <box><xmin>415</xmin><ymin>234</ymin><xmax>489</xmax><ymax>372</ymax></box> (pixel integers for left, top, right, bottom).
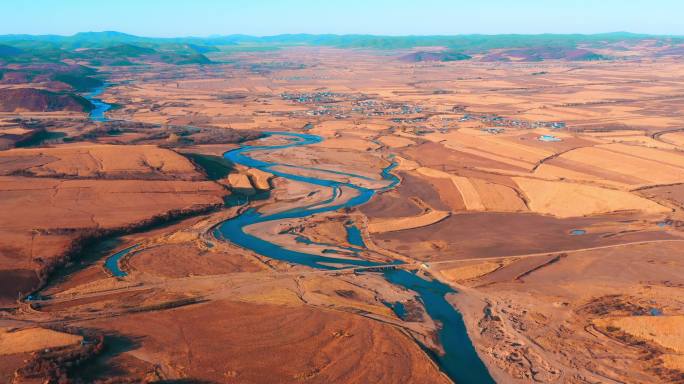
<box><xmin>0</xmin><ymin>31</ymin><xmax>681</xmax><ymax>51</ymax></box>
<box><xmin>0</xmin><ymin>31</ymin><xmax>681</xmax><ymax>68</ymax></box>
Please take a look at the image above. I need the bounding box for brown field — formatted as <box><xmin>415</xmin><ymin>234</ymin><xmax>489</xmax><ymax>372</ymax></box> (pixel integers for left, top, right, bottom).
<box><xmin>74</xmin><ymin>299</ymin><xmax>449</xmax><ymax>383</ymax></box>
<box><xmin>0</xmin><ymin>327</ymin><xmax>82</xmax><ymax>355</ymax></box>
<box><xmin>594</xmin><ymin>315</ymin><xmax>684</xmax><ymax>354</ymax></box>
<box><xmin>0</xmin><ymin>142</ymin><xmax>228</xmax><ymax>305</ymax></box>
<box><xmin>640</xmin><ymin>183</ymin><xmax>684</xmax><ymax>213</ymax></box>
<box><xmin>514</xmin><ymin>177</ymin><xmax>669</xmax><ymax>217</ymax></box>
<box><xmin>367</xmin><ymin>209</ymin><xmax>450</xmax><ymax>233</ymax></box>
<box><xmin>372</xmin><ymin>211</ymin><xmax>675</xmax><ymax>262</ymax></box>
<box><xmin>0</xmin><ymin>144</ymin><xmax>202</xmax><ymax>179</ymax></box>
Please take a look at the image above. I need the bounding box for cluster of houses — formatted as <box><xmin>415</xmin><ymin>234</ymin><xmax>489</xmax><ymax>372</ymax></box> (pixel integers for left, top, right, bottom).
<box><xmin>281</xmin><ymin>91</ymin><xmax>353</xmax><ymax>104</ymax></box>
<box><xmin>352</xmin><ymin>100</ymin><xmax>423</xmax><ymax>116</ymax></box>
<box><xmin>281</xmin><ymin>92</ymin><xmax>426</xmax><ymax>119</ymax></box>
<box><xmin>459</xmin><ymin>114</ymin><xmax>566</xmax><ymax>130</ymax></box>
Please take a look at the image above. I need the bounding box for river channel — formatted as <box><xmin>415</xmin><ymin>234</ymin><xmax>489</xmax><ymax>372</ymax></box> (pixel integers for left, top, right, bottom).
<box><xmin>87</xmin><ymin>86</ymin><xmax>495</xmax><ymax>384</ymax></box>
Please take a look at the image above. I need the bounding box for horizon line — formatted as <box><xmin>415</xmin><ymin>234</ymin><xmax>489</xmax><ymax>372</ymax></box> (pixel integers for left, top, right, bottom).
<box><xmin>1</xmin><ymin>30</ymin><xmax>683</xmax><ymax>39</ymax></box>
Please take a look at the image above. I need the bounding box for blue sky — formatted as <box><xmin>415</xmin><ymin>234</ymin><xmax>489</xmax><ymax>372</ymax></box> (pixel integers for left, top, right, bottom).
<box><xmin>4</xmin><ymin>0</ymin><xmax>684</xmax><ymax>37</ymax></box>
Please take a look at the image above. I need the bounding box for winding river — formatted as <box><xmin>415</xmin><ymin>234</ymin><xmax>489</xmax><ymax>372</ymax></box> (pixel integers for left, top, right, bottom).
<box><xmin>87</xmin><ymin>87</ymin><xmax>495</xmax><ymax>384</ymax></box>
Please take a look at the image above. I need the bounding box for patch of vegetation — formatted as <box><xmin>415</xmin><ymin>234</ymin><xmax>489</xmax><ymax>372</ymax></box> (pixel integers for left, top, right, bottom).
<box><xmin>184</xmin><ymin>153</ymin><xmax>234</xmax><ymax>180</ymax></box>
<box><xmin>99</xmin><ymin>43</ymin><xmax>156</xmax><ymax>56</ymax></box>
<box><xmin>15</xmin><ymin>130</ymin><xmax>66</xmax><ymax>147</ymax></box>
<box><xmin>106</xmin><ymin>102</ymin><xmax>124</xmax><ymax>111</ymax></box>
<box><xmin>402</xmin><ymin>50</ymin><xmax>472</xmax><ymax>62</ymax></box>
<box><xmin>0</xmin><ymin>43</ymin><xmax>23</xmax><ymax>57</ymax></box>
<box><xmin>573</xmin><ymin>51</ymin><xmax>607</xmax><ymax>61</ymax></box>
<box><xmin>158</xmin><ymin>52</ymin><xmax>211</xmax><ymax>65</ymax></box>
<box><xmin>53</xmin><ymin>73</ymin><xmax>103</xmax><ymax>91</ymax></box>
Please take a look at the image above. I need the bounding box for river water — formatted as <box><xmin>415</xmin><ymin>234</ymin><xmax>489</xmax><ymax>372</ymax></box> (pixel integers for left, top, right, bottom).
<box><xmin>86</xmin><ymin>85</ymin><xmax>112</xmax><ymax>122</ymax></box>
<box><xmin>216</xmin><ymin>132</ymin><xmax>495</xmax><ymax>383</ymax></box>
<box><xmin>86</xmin><ymin>86</ymin><xmax>495</xmax><ymax>384</ymax></box>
